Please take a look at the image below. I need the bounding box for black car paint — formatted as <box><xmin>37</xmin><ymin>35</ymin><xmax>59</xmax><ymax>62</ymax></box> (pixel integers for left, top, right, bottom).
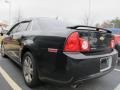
<box><xmin>2</xmin><ymin>18</ymin><xmax>118</xmax><ymax>85</ymax></box>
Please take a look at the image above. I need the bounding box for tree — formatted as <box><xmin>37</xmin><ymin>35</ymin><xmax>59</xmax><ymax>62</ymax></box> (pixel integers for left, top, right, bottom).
<box><xmin>100</xmin><ymin>20</ymin><xmax>112</xmax><ymax>28</ymax></box>
<box><xmin>96</xmin><ymin>17</ymin><xmax>120</xmax><ymax>28</ymax></box>
<box><xmin>111</xmin><ymin>17</ymin><xmax>120</xmax><ymax>28</ymax></box>
<box><xmin>13</xmin><ymin>8</ymin><xmax>23</xmax><ymax>24</ymax></box>
<box><xmin>83</xmin><ymin>14</ymin><xmax>89</xmax><ymax>25</ymax></box>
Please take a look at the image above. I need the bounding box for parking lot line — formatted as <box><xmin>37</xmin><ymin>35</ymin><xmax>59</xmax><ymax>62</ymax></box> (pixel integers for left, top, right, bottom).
<box><xmin>0</xmin><ymin>66</ymin><xmax>22</xmax><ymax>90</ymax></box>
<box><xmin>114</xmin><ymin>68</ymin><xmax>120</xmax><ymax>90</ymax></box>
<box><xmin>114</xmin><ymin>69</ymin><xmax>120</xmax><ymax>72</ymax></box>
<box><xmin>114</xmin><ymin>84</ymin><xmax>120</xmax><ymax>90</ymax></box>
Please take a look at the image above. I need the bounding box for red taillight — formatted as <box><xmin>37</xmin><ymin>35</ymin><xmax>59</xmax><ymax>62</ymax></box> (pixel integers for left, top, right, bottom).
<box><xmin>64</xmin><ymin>32</ymin><xmax>80</xmax><ymax>52</ymax></box>
<box><xmin>64</xmin><ymin>32</ymin><xmax>90</xmax><ymax>52</ymax></box>
<box><xmin>110</xmin><ymin>40</ymin><xmax>115</xmax><ymax>49</ymax></box>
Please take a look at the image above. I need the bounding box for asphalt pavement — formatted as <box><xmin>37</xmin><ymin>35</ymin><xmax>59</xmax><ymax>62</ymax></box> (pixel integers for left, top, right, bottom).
<box><xmin>0</xmin><ymin>55</ymin><xmax>120</xmax><ymax>90</ymax></box>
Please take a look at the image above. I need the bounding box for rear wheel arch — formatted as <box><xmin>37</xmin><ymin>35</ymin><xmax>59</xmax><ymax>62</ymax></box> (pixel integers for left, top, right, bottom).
<box><xmin>21</xmin><ymin>46</ymin><xmax>33</xmax><ymax>64</ymax></box>
<box><xmin>21</xmin><ymin>46</ymin><xmax>43</xmax><ymax>63</ymax></box>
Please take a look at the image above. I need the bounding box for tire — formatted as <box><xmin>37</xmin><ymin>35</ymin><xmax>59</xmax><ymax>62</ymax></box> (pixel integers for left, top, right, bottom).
<box><xmin>22</xmin><ymin>52</ymin><xmax>39</xmax><ymax>88</ymax></box>
<box><xmin>1</xmin><ymin>44</ymin><xmax>7</xmax><ymax>57</ymax></box>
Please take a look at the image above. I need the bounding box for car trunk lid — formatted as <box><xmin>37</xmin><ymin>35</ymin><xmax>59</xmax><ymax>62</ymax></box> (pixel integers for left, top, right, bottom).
<box><xmin>78</xmin><ymin>30</ymin><xmax>112</xmax><ymax>52</ymax></box>
<box><xmin>67</xmin><ymin>25</ymin><xmax>113</xmax><ymax>53</ymax></box>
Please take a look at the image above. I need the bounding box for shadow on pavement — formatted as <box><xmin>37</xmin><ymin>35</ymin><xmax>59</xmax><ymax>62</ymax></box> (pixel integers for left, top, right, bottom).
<box><xmin>0</xmin><ymin>56</ymin><xmax>120</xmax><ymax>90</ymax></box>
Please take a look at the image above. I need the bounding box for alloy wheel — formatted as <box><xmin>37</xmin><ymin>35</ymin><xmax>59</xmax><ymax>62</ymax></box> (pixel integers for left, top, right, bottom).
<box><xmin>23</xmin><ymin>56</ymin><xmax>33</xmax><ymax>83</ymax></box>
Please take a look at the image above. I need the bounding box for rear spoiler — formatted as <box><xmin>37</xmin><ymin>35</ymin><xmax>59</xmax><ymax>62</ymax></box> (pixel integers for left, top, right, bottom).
<box><xmin>67</xmin><ymin>25</ymin><xmax>111</xmax><ymax>33</ymax></box>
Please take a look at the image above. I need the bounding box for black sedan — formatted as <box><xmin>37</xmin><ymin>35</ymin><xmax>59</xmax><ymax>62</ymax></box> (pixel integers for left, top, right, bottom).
<box><xmin>1</xmin><ymin>18</ymin><xmax>118</xmax><ymax>88</ymax></box>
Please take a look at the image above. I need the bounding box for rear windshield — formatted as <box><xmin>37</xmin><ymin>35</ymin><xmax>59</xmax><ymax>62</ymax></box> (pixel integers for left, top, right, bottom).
<box><xmin>32</xmin><ymin>18</ymin><xmax>72</xmax><ymax>31</ymax></box>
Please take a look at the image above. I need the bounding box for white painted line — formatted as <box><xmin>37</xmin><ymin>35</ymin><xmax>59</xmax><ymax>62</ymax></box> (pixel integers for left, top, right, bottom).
<box><xmin>114</xmin><ymin>68</ymin><xmax>120</xmax><ymax>90</ymax></box>
<box><xmin>114</xmin><ymin>84</ymin><xmax>120</xmax><ymax>90</ymax></box>
<box><xmin>0</xmin><ymin>66</ymin><xmax>22</xmax><ymax>90</ymax></box>
<box><xmin>114</xmin><ymin>69</ymin><xmax>120</xmax><ymax>72</ymax></box>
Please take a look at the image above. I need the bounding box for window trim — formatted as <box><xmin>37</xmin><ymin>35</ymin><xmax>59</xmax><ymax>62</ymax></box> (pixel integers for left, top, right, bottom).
<box><xmin>7</xmin><ymin>20</ymin><xmax>31</xmax><ymax>35</ymax></box>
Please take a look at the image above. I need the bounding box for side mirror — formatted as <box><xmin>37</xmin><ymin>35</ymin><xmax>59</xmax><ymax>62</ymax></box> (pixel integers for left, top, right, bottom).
<box><xmin>2</xmin><ymin>30</ymin><xmax>9</xmax><ymax>35</ymax></box>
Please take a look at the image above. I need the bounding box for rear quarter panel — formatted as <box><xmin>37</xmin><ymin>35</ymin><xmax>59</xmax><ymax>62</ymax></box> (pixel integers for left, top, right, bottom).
<box><xmin>20</xmin><ymin>30</ymin><xmax>73</xmax><ymax>74</ymax></box>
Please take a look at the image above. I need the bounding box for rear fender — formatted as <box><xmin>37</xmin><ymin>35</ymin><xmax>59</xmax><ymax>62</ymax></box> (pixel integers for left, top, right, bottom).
<box><xmin>20</xmin><ymin>45</ymin><xmax>41</xmax><ymax>64</ymax></box>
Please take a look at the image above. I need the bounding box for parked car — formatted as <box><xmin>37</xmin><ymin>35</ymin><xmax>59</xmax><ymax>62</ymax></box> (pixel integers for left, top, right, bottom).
<box><xmin>0</xmin><ymin>29</ymin><xmax>9</xmax><ymax>44</ymax></box>
<box><xmin>1</xmin><ymin>18</ymin><xmax>118</xmax><ymax>88</ymax></box>
<box><xmin>110</xmin><ymin>28</ymin><xmax>120</xmax><ymax>57</ymax></box>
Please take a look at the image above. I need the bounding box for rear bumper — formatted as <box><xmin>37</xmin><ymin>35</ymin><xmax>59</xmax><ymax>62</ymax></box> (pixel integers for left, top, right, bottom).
<box><xmin>38</xmin><ymin>49</ymin><xmax>118</xmax><ymax>85</ymax></box>
<box><xmin>73</xmin><ymin>66</ymin><xmax>114</xmax><ymax>84</ymax></box>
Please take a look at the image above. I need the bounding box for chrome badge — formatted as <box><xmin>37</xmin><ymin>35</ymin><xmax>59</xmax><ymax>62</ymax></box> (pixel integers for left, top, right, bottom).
<box><xmin>100</xmin><ymin>36</ymin><xmax>105</xmax><ymax>41</ymax></box>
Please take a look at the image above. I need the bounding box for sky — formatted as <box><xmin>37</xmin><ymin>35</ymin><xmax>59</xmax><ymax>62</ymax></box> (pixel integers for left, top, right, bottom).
<box><xmin>0</xmin><ymin>0</ymin><xmax>120</xmax><ymax>26</ymax></box>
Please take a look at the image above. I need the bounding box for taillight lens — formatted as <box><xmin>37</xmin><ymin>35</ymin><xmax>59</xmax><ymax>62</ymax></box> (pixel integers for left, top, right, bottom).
<box><xmin>64</xmin><ymin>32</ymin><xmax>80</xmax><ymax>52</ymax></box>
<box><xmin>110</xmin><ymin>40</ymin><xmax>115</xmax><ymax>49</ymax></box>
<box><xmin>79</xmin><ymin>38</ymin><xmax>90</xmax><ymax>52</ymax></box>
<box><xmin>64</xmin><ymin>32</ymin><xmax>90</xmax><ymax>52</ymax></box>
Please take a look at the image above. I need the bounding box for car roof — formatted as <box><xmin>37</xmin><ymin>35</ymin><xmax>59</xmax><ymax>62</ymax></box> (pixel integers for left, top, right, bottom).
<box><xmin>20</xmin><ymin>17</ymin><xmax>58</xmax><ymax>22</ymax></box>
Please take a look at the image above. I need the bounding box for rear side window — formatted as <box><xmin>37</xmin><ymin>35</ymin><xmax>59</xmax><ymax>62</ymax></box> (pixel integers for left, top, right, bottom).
<box><xmin>9</xmin><ymin>21</ymin><xmax>31</xmax><ymax>35</ymax></box>
<box><xmin>17</xmin><ymin>22</ymin><xmax>30</xmax><ymax>32</ymax></box>
<box><xmin>10</xmin><ymin>24</ymin><xmax>20</xmax><ymax>34</ymax></box>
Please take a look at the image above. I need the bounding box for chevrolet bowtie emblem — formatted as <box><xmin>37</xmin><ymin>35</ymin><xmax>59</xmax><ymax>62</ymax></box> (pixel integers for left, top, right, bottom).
<box><xmin>100</xmin><ymin>36</ymin><xmax>104</xmax><ymax>41</ymax></box>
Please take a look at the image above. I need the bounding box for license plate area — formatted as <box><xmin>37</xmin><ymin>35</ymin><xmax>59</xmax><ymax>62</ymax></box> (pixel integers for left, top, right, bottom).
<box><xmin>100</xmin><ymin>56</ymin><xmax>112</xmax><ymax>72</ymax></box>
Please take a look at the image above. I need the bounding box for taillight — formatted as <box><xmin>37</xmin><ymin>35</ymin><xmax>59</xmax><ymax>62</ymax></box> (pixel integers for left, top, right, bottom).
<box><xmin>64</xmin><ymin>32</ymin><xmax>80</xmax><ymax>52</ymax></box>
<box><xmin>79</xmin><ymin>38</ymin><xmax>90</xmax><ymax>52</ymax></box>
<box><xmin>64</xmin><ymin>32</ymin><xmax>90</xmax><ymax>52</ymax></box>
<box><xmin>109</xmin><ymin>40</ymin><xmax>115</xmax><ymax>49</ymax></box>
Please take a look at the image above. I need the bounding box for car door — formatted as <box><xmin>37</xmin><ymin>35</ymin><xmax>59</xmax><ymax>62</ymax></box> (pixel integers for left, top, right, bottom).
<box><xmin>4</xmin><ymin>21</ymin><xmax>31</xmax><ymax>62</ymax></box>
<box><xmin>13</xmin><ymin>21</ymin><xmax>31</xmax><ymax>61</ymax></box>
<box><xmin>3</xmin><ymin>23</ymin><xmax>20</xmax><ymax>59</ymax></box>
<box><xmin>10</xmin><ymin>21</ymin><xmax>31</xmax><ymax>62</ymax></box>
